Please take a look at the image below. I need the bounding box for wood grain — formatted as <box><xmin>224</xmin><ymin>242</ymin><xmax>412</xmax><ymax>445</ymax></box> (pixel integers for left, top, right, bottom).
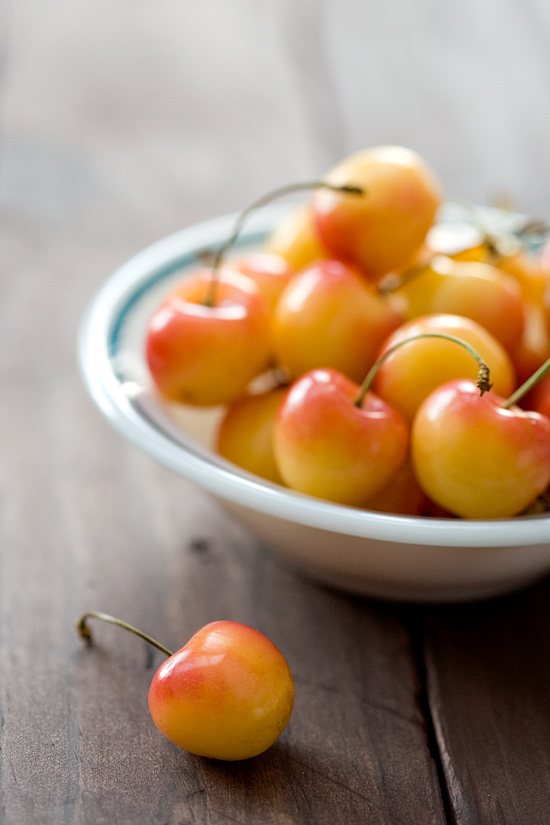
<box><xmin>422</xmin><ymin>579</ymin><xmax>550</xmax><ymax>825</ymax></box>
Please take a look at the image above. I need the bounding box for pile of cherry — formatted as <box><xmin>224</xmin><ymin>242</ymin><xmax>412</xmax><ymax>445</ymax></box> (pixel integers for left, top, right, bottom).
<box><xmin>146</xmin><ymin>145</ymin><xmax>550</xmax><ymax>520</ymax></box>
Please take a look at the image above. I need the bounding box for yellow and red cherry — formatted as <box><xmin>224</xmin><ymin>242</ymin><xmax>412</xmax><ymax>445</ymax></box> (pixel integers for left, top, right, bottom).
<box><xmin>216</xmin><ymin>384</ymin><xmax>288</xmax><ymax>484</ymax></box>
<box><xmin>225</xmin><ymin>252</ymin><xmax>294</xmax><ymax>310</ymax></box>
<box><xmin>77</xmin><ymin>613</ymin><xmax>294</xmax><ymax>762</ymax></box>
<box><xmin>312</xmin><ymin>145</ymin><xmax>441</xmax><ymax>282</ymax></box>
<box><xmin>265</xmin><ymin>202</ymin><xmax>329</xmax><ymax>272</ymax></box>
<box><xmin>271</xmin><ymin>259</ymin><xmax>403</xmax><ymax>383</ymax></box>
<box><xmin>411</xmin><ymin>376</ymin><xmax>550</xmax><ymax>519</ymax></box>
<box><xmin>146</xmin><ymin>268</ymin><xmax>272</xmax><ymax>407</ymax></box>
<box><xmin>393</xmin><ymin>256</ymin><xmax>525</xmax><ymax>354</ymax></box>
<box><xmin>372</xmin><ymin>313</ymin><xmax>516</xmax><ymax>422</ymax></box>
<box><xmin>272</xmin><ymin>368</ymin><xmax>409</xmax><ymax>506</ymax></box>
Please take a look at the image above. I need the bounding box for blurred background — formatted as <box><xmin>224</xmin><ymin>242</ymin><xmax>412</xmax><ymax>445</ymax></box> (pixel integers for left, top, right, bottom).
<box><xmin>2</xmin><ymin>0</ymin><xmax>550</xmax><ymax>271</ymax></box>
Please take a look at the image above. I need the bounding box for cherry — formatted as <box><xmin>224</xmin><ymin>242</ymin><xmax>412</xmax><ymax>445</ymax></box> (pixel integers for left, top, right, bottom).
<box><xmin>372</xmin><ymin>313</ymin><xmax>515</xmax><ymax>422</ymax></box>
<box><xmin>146</xmin><ymin>268</ymin><xmax>272</xmax><ymax>406</ymax></box>
<box><xmin>312</xmin><ymin>145</ymin><xmax>441</xmax><ymax>281</ymax></box>
<box><xmin>216</xmin><ymin>384</ymin><xmax>289</xmax><ymax>484</ymax></box>
<box><xmin>391</xmin><ymin>255</ymin><xmax>525</xmax><ymax>354</ymax></box>
<box><xmin>225</xmin><ymin>251</ymin><xmax>294</xmax><ymax>310</ymax></box>
<box><xmin>412</xmin><ymin>357</ymin><xmax>550</xmax><ymax>518</ymax></box>
<box><xmin>77</xmin><ymin>612</ymin><xmax>294</xmax><ymax>761</ymax></box>
<box><xmin>273</xmin><ymin>367</ymin><xmax>409</xmax><ymax>506</ymax></box>
<box><xmin>265</xmin><ymin>202</ymin><xmax>329</xmax><ymax>272</ymax></box>
<box><xmin>271</xmin><ymin>258</ymin><xmax>402</xmax><ymax>383</ymax></box>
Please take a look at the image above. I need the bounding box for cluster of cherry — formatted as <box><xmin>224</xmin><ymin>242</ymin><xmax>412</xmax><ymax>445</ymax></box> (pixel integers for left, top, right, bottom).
<box><xmin>146</xmin><ymin>146</ymin><xmax>550</xmax><ymax>521</ymax></box>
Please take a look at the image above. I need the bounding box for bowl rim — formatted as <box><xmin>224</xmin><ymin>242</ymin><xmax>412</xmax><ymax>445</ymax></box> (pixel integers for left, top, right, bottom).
<box><xmin>78</xmin><ymin>203</ymin><xmax>550</xmax><ymax>550</ymax></box>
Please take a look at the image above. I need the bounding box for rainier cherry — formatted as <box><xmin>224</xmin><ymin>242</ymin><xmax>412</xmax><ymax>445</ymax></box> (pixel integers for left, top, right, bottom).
<box><xmin>77</xmin><ymin>612</ymin><xmax>294</xmax><ymax>762</ymax></box>
<box><xmin>265</xmin><ymin>202</ymin><xmax>329</xmax><ymax>272</ymax></box>
<box><xmin>271</xmin><ymin>259</ymin><xmax>402</xmax><ymax>383</ymax></box>
<box><xmin>312</xmin><ymin>145</ymin><xmax>441</xmax><ymax>281</ymax></box>
<box><xmin>273</xmin><ymin>368</ymin><xmax>409</xmax><ymax>506</ymax></box>
<box><xmin>146</xmin><ymin>268</ymin><xmax>271</xmax><ymax>407</ymax></box>
<box><xmin>216</xmin><ymin>384</ymin><xmax>288</xmax><ymax>484</ymax></box>
<box><xmin>392</xmin><ymin>255</ymin><xmax>525</xmax><ymax>354</ymax></box>
<box><xmin>372</xmin><ymin>313</ymin><xmax>516</xmax><ymax>421</ymax></box>
<box><xmin>412</xmin><ymin>375</ymin><xmax>550</xmax><ymax>519</ymax></box>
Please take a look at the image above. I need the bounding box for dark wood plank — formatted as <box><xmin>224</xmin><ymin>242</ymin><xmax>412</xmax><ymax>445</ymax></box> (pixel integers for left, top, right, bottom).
<box><xmin>422</xmin><ymin>579</ymin><xmax>550</xmax><ymax>825</ymax></box>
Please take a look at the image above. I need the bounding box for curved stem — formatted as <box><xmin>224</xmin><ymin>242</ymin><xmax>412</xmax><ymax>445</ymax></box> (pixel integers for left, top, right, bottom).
<box><xmin>76</xmin><ymin>611</ymin><xmax>173</xmax><ymax>658</ymax></box>
<box><xmin>203</xmin><ymin>180</ymin><xmax>364</xmax><ymax>307</ymax></box>
<box><xmin>354</xmin><ymin>332</ymin><xmax>492</xmax><ymax>408</ymax></box>
<box><xmin>502</xmin><ymin>355</ymin><xmax>550</xmax><ymax>410</ymax></box>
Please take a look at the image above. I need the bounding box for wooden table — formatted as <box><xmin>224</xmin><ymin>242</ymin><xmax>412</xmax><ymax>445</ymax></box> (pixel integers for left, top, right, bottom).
<box><xmin>2</xmin><ymin>3</ymin><xmax>550</xmax><ymax>822</ymax></box>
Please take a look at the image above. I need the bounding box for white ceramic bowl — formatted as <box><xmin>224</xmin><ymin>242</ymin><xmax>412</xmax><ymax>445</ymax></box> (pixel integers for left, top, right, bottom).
<box><xmin>78</xmin><ymin>203</ymin><xmax>550</xmax><ymax>604</ymax></box>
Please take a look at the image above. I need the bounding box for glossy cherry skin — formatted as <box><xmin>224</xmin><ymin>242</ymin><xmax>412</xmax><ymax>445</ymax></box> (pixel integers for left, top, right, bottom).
<box><xmin>312</xmin><ymin>145</ymin><xmax>441</xmax><ymax>281</ymax></box>
<box><xmin>216</xmin><ymin>386</ymin><xmax>288</xmax><ymax>484</ymax></box>
<box><xmin>271</xmin><ymin>259</ymin><xmax>402</xmax><ymax>383</ymax></box>
<box><xmin>148</xmin><ymin>621</ymin><xmax>294</xmax><ymax>761</ymax></box>
<box><xmin>273</xmin><ymin>368</ymin><xmax>409</xmax><ymax>506</ymax></box>
<box><xmin>394</xmin><ymin>256</ymin><xmax>525</xmax><ymax>355</ymax></box>
<box><xmin>412</xmin><ymin>379</ymin><xmax>550</xmax><ymax>518</ymax></box>
<box><xmin>372</xmin><ymin>313</ymin><xmax>516</xmax><ymax>422</ymax></box>
<box><xmin>146</xmin><ymin>269</ymin><xmax>271</xmax><ymax>406</ymax></box>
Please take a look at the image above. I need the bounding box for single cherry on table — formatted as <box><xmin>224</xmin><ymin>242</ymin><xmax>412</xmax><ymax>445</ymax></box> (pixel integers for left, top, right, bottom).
<box><xmin>76</xmin><ymin>612</ymin><xmax>294</xmax><ymax>761</ymax></box>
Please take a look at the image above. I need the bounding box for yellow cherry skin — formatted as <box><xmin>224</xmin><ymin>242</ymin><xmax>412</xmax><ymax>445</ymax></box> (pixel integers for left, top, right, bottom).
<box><xmin>148</xmin><ymin>621</ymin><xmax>294</xmax><ymax>761</ymax></box>
<box><xmin>395</xmin><ymin>256</ymin><xmax>525</xmax><ymax>355</ymax></box>
<box><xmin>273</xmin><ymin>368</ymin><xmax>409</xmax><ymax>506</ymax></box>
<box><xmin>146</xmin><ymin>269</ymin><xmax>272</xmax><ymax>407</ymax></box>
<box><xmin>265</xmin><ymin>202</ymin><xmax>329</xmax><ymax>272</ymax></box>
<box><xmin>216</xmin><ymin>386</ymin><xmax>288</xmax><ymax>484</ymax></box>
<box><xmin>271</xmin><ymin>259</ymin><xmax>402</xmax><ymax>383</ymax></box>
<box><xmin>372</xmin><ymin>313</ymin><xmax>516</xmax><ymax>422</ymax></box>
<box><xmin>412</xmin><ymin>379</ymin><xmax>550</xmax><ymax>519</ymax></box>
<box><xmin>312</xmin><ymin>145</ymin><xmax>441</xmax><ymax>282</ymax></box>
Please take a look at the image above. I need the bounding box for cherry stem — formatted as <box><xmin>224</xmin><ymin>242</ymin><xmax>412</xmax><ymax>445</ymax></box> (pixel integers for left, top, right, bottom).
<box><xmin>502</xmin><ymin>354</ymin><xmax>550</xmax><ymax>410</ymax></box>
<box><xmin>76</xmin><ymin>611</ymin><xmax>173</xmax><ymax>658</ymax></box>
<box><xmin>203</xmin><ymin>180</ymin><xmax>364</xmax><ymax>307</ymax></box>
<box><xmin>354</xmin><ymin>332</ymin><xmax>492</xmax><ymax>408</ymax></box>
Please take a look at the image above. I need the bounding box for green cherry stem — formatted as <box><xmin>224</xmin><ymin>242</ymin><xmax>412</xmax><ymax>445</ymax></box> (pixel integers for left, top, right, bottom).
<box><xmin>354</xmin><ymin>332</ymin><xmax>492</xmax><ymax>408</ymax></box>
<box><xmin>76</xmin><ymin>611</ymin><xmax>173</xmax><ymax>657</ymax></box>
<box><xmin>502</xmin><ymin>354</ymin><xmax>550</xmax><ymax>410</ymax></box>
<box><xmin>203</xmin><ymin>180</ymin><xmax>365</xmax><ymax>308</ymax></box>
